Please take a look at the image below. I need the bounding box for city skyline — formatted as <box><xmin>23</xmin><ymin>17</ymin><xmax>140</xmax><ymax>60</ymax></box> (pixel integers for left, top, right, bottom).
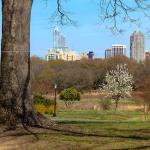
<box><xmin>46</xmin><ymin>26</ymin><xmax>79</xmax><ymax>61</ymax></box>
<box><xmin>48</xmin><ymin>26</ymin><xmax>148</xmax><ymax>62</ymax></box>
<box><xmin>44</xmin><ymin>25</ymin><xmax>150</xmax><ymax>59</ymax></box>
<box><xmin>30</xmin><ymin>1</ymin><xmax>150</xmax><ymax>58</ymax></box>
<box><xmin>0</xmin><ymin>1</ymin><xmax>150</xmax><ymax>58</ymax></box>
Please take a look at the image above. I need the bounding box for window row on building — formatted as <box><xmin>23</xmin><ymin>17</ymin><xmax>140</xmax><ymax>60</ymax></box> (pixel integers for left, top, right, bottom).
<box><xmin>105</xmin><ymin>31</ymin><xmax>149</xmax><ymax>63</ymax></box>
<box><xmin>46</xmin><ymin>48</ymin><xmax>79</xmax><ymax>61</ymax></box>
<box><xmin>105</xmin><ymin>45</ymin><xmax>126</xmax><ymax>58</ymax></box>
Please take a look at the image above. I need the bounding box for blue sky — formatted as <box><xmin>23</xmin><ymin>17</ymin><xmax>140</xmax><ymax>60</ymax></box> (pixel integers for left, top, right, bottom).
<box><xmin>1</xmin><ymin>0</ymin><xmax>150</xmax><ymax>58</ymax></box>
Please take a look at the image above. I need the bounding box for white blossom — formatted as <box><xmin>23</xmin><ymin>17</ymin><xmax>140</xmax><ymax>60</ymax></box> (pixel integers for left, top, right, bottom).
<box><xmin>101</xmin><ymin>64</ymin><xmax>134</xmax><ymax>100</ymax></box>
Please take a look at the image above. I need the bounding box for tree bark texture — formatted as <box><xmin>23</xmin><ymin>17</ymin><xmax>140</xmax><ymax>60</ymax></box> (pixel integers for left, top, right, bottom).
<box><xmin>114</xmin><ymin>99</ymin><xmax>119</xmax><ymax>111</ymax></box>
<box><xmin>0</xmin><ymin>0</ymin><xmax>39</xmax><ymax>127</ymax></box>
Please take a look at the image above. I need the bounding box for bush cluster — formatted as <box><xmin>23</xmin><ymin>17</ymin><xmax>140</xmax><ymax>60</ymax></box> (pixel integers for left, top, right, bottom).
<box><xmin>33</xmin><ymin>95</ymin><xmax>54</xmax><ymax>114</ymax></box>
<box><xmin>99</xmin><ymin>98</ymin><xmax>112</xmax><ymax>110</ymax></box>
<box><xmin>33</xmin><ymin>95</ymin><xmax>54</xmax><ymax>106</ymax></box>
<box><xmin>35</xmin><ymin>104</ymin><xmax>54</xmax><ymax>114</ymax></box>
<box><xmin>59</xmin><ymin>87</ymin><xmax>80</xmax><ymax>106</ymax></box>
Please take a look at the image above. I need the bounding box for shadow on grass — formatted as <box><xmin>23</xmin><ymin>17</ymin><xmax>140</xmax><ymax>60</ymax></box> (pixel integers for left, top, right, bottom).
<box><xmin>1</xmin><ymin>122</ymin><xmax>150</xmax><ymax>150</ymax></box>
<box><xmin>106</xmin><ymin>127</ymin><xmax>150</xmax><ymax>133</ymax></box>
<box><xmin>111</xmin><ymin>145</ymin><xmax>150</xmax><ymax>150</ymax></box>
<box><xmin>1</xmin><ymin>125</ymin><xmax>150</xmax><ymax>141</ymax></box>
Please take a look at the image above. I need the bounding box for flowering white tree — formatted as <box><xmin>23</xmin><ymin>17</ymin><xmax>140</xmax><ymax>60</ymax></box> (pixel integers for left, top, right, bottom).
<box><xmin>101</xmin><ymin>64</ymin><xmax>134</xmax><ymax>111</ymax></box>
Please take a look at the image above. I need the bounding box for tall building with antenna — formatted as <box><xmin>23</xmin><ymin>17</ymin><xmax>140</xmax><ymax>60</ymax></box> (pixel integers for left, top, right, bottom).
<box><xmin>53</xmin><ymin>26</ymin><xmax>67</xmax><ymax>50</ymax></box>
<box><xmin>46</xmin><ymin>26</ymin><xmax>78</xmax><ymax>61</ymax></box>
<box><xmin>53</xmin><ymin>26</ymin><xmax>60</xmax><ymax>49</ymax></box>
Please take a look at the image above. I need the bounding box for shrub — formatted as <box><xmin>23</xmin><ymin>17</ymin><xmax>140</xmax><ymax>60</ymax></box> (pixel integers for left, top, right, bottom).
<box><xmin>33</xmin><ymin>95</ymin><xmax>54</xmax><ymax>114</ymax></box>
<box><xmin>35</xmin><ymin>104</ymin><xmax>54</xmax><ymax>114</ymax></box>
<box><xmin>99</xmin><ymin>98</ymin><xmax>112</xmax><ymax>110</ymax></box>
<box><xmin>59</xmin><ymin>87</ymin><xmax>80</xmax><ymax>107</ymax></box>
<box><xmin>33</xmin><ymin>95</ymin><xmax>54</xmax><ymax>106</ymax></box>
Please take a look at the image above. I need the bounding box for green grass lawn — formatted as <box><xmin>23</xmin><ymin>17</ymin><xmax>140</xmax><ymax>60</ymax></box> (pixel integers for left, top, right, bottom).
<box><xmin>37</xmin><ymin>121</ymin><xmax>150</xmax><ymax>150</ymax></box>
<box><xmin>27</xmin><ymin>110</ymin><xmax>149</xmax><ymax>150</ymax></box>
<box><xmin>28</xmin><ymin>99</ymin><xmax>149</xmax><ymax>149</ymax></box>
<box><xmin>38</xmin><ymin>125</ymin><xmax>150</xmax><ymax>149</ymax></box>
<box><xmin>2</xmin><ymin>110</ymin><xmax>150</xmax><ymax>150</ymax></box>
<box><xmin>41</xmin><ymin>122</ymin><xmax>150</xmax><ymax>150</ymax></box>
<box><xmin>54</xmin><ymin>110</ymin><xmax>150</xmax><ymax>122</ymax></box>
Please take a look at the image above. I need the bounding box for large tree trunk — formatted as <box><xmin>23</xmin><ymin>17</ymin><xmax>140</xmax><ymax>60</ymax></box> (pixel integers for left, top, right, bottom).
<box><xmin>0</xmin><ymin>0</ymin><xmax>40</xmax><ymax>128</ymax></box>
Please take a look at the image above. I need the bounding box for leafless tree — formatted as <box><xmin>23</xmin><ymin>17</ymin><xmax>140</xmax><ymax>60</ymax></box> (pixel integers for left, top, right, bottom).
<box><xmin>99</xmin><ymin>0</ymin><xmax>150</xmax><ymax>32</ymax></box>
<box><xmin>51</xmin><ymin>0</ymin><xmax>150</xmax><ymax>31</ymax></box>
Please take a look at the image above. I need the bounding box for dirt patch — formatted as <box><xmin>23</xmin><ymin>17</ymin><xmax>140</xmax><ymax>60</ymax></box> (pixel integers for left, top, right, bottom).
<box><xmin>0</xmin><ymin>126</ymin><xmax>47</xmax><ymax>150</ymax></box>
<box><xmin>120</xmin><ymin>105</ymin><xmax>144</xmax><ymax>111</ymax></box>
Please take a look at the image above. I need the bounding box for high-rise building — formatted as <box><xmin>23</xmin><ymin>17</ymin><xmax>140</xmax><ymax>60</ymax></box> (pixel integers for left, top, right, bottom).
<box><xmin>46</xmin><ymin>26</ymin><xmax>78</xmax><ymax>61</ymax></box>
<box><xmin>112</xmin><ymin>45</ymin><xmax>126</xmax><ymax>57</ymax></box>
<box><xmin>53</xmin><ymin>26</ymin><xmax>67</xmax><ymax>50</ymax></box>
<box><xmin>60</xmin><ymin>35</ymin><xmax>67</xmax><ymax>49</ymax></box>
<box><xmin>53</xmin><ymin>26</ymin><xmax>60</xmax><ymax>49</ymax></box>
<box><xmin>105</xmin><ymin>45</ymin><xmax>126</xmax><ymax>59</ymax></box>
<box><xmin>105</xmin><ymin>49</ymin><xmax>112</xmax><ymax>58</ymax></box>
<box><xmin>130</xmin><ymin>31</ymin><xmax>145</xmax><ymax>62</ymax></box>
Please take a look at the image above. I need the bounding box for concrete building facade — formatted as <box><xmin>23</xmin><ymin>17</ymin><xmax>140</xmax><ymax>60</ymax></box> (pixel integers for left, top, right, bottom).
<box><xmin>80</xmin><ymin>53</ymin><xmax>88</xmax><ymax>59</ymax></box>
<box><xmin>46</xmin><ymin>48</ymin><xmax>79</xmax><ymax>61</ymax></box>
<box><xmin>87</xmin><ymin>51</ymin><xmax>95</xmax><ymax>60</ymax></box>
<box><xmin>130</xmin><ymin>31</ymin><xmax>145</xmax><ymax>62</ymax></box>
<box><xmin>112</xmin><ymin>45</ymin><xmax>126</xmax><ymax>57</ymax></box>
<box><xmin>105</xmin><ymin>49</ymin><xmax>112</xmax><ymax>58</ymax></box>
<box><xmin>46</xmin><ymin>26</ymin><xmax>78</xmax><ymax>61</ymax></box>
<box><xmin>105</xmin><ymin>45</ymin><xmax>126</xmax><ymax>59</ymax></box>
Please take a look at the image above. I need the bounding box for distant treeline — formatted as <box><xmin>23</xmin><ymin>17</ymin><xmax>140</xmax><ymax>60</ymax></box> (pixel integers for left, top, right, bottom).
<box><xmin>30</xmin><ymin>56</ymin><xmax>150</xmax><ymax>99</ymax></box>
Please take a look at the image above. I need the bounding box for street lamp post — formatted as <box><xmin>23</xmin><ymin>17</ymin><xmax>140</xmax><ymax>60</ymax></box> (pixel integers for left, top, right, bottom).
<box><xmin>53</xmin><ymin>84</ymin><xmax>57</xmax><ymax>117</ymax></box>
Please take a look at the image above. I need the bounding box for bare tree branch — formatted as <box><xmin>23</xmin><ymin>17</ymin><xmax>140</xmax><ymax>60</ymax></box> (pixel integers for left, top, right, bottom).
<box><xmin>99</xmin><ymin>0</ymin><xmax>150</xmax><ymax>33</ymax></box>
<box><xmin>49</xmin><ymin>0</ymin><xmax>76</xmax><ymax>26</ymax></box>
<box><xmin>47</xmin><ymin>0</ymin><xmax>150</xmax><ymax>31</ymax></box>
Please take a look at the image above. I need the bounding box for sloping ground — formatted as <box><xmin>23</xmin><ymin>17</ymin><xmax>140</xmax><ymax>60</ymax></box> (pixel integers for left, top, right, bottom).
<box><xmin>0</xmin><ymin>126</ymin><xmax>37</xmax><ymax>150</ymax></box>
<box><xmin>0</xmin><ymin>110</ymin><xmax>150</xmax><ymax>150</ymax></box>
<box><xmin>1</xmin><ymin>120</ymin><xmax>150</xmax><ymax>150</ymax></box>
